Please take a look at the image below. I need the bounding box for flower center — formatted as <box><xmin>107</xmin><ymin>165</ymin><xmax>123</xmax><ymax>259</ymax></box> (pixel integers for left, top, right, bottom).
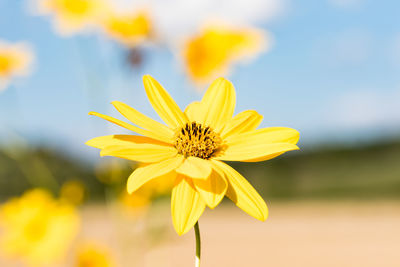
<box><xmin>175</xmin><ymin>122</ymin><xmax>221</xmax><ymax>159</ymax></box>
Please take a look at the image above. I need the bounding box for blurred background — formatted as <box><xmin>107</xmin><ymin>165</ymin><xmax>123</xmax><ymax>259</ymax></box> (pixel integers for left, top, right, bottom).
<box><xmin>0</xmin><ymin>0</ymin><xmax>400</xmax><ymax>266</ymax></box>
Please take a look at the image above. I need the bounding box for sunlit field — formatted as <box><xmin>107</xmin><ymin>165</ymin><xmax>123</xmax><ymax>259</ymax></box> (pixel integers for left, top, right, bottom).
<box><xmin>2</xmin><ymin>202</ymin><xmax>399</xmax><ymax>266</ymax></box>
<box><xmin>1</xmin><ymin>0</ymin><xmax>400</xmax><ymax>266</ymax></box>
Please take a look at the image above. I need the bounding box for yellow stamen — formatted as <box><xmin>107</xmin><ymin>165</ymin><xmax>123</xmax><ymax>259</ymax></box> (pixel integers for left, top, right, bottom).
<box><xmin>175</xmin><ymin>122</ymin><xmax>221</xmax><ymax>159</ymax></box>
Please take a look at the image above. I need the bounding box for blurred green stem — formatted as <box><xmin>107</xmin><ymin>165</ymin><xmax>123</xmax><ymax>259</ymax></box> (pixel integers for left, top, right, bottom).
<box><xmin>194</xmin><ymin>221</ymin><xmax>201</xmax><ymax>267</ymax></box>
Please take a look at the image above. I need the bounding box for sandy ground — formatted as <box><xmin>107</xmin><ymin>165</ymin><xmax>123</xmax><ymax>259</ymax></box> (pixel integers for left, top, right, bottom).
<box><xmin>141</xmin><ymin>201</ymin><xmax>400</xmax><ymax>267</ymax></box>
<box><xmin>1</xmin><ymin>201</ymin><xmax>400</xmax><ymax>266</ymax></box>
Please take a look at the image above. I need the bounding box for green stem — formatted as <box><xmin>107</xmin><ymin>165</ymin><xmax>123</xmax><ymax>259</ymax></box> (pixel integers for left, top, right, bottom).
<box><xmin>194</xmin><ymin>221</ymin><xmax>201</xmax><ymax>267</ymax></box>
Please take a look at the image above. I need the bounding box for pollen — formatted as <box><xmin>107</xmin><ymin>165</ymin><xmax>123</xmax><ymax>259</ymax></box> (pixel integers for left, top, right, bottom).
<box><xmin>174</xmin><ymin>122</ymin><xmax>222</xmax><ymax>159</ymax></box>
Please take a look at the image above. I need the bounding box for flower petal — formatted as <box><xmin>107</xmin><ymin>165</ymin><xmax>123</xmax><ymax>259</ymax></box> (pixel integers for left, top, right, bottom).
<box><xmin>220</xmin><ymin>110</ymin><xmax>263</xmax><ymax>139</ymax></box>
<box><xmin>112</xmin><ymin>101</ymin><xmax>174</xmax><ymax>139</ymax></box>
<box><xmin>143</xmin><ymin>75</ymin><xmax>188</xmax><ymax>128</ymax></box>
<box><xmin>171</xmin><ymin>176</ymin><xmax>206</xmax><ymax>235</ymax></box>
<box><xmin>127</xmin><ymin>156</ymin><xmax>183</xmax><ymax>193</ymax></box>
<box><xmin>216</xmin><ymin>143</ymin><xmax>299</xmax><ymax>162</ymax></box>
<box><xmin>216</xmin><ymin>127</ymin><xmax>300</xmax><ymax>162</ymax></box>
<box><xmin>192</xmin><ymin>169</ymin><xmax>227</xmax><ymax>209</ymax></box>
<box><xmin>176</xmin><ymin>157</ymin><xmax>212</xmax><ymax>179</ymax></box>
<box><xmin>184</xmin><ymin>101</ymin><xmax>206</xmax><ymax>123</ymax></box>
<box><xmin>212</xmin><ymin>160</ymin><xmax>268</xmax><ymax>221</ymax></box>
<box><xmin>201</xmin><ymin>78</ymin><xmax>236</xmax><ymax>132</ymax></box>
<box><xmin>89</xmin><ymin>111</ymin><xmax>172</xmax><ymax>143</ymax></box>
<box><xmin>225</xmin><ymin>127</ymin><xmax>300</xmax><ymax>145</ymax></box>
<box><xmin>86</xmin><ymin>135</ymin><xmax>169</xmax><ymax>149</ymax></box>
<box><xmin>100</xmin><ymin>143</ymin><xmax>178</xmax><ymax>163</ymax></box>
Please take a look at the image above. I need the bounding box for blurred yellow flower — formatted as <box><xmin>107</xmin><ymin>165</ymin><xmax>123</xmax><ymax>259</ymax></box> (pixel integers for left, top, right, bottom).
<box><xmin>119</xmin><ymin>170</ymin><xmax>174</xmax><ymax>215</ymax></box>
<box><xmin>37</xmin><ymin>0</ymin><xmax>107</xmax><ymax>35</ymax></box>
<box><xmin>0</xmin><ymin>189</ymin><xmax>80</xmax><ymax>266</ymax></box>
<box><xmin>146</xmin><ymin>170</ymin><xmax>174</xmax><ymax>196</ymax></box>
<box><xmin>86</xmin><ymin>75</ymin><xmax>299</xmax><ymax>235</ymax></box>
<box><xmin>183</xmin><ymin>25</ymin><xmax>269</xmax><ymax>84</ymax></box>
<box><xmin>0</xmin><ymin>41</ymin><xmax>34</xmax><ymax>91</ymax></box>
<box><xmin>119</xmin><ymin>190</ymin><xmax>151</xmax><ymax>215</ymax></box>
<box><xmin>60</xmin><ymin>179</ymin><xmax>85</xmax><ymax>205</ymax></box>
<box><xmin>95</xmin><ymin>159</ymin><xmax>128</xmax><ymax>185</ymax></box>
<box><xmin>135</xmin><ymin>162</ymin><xmax>174</xmax><ymax>197</ymax></box>
<box><xmin>101</xmin><ymin>10</ymin><xmax>152</xmax><ymax>47</ymax></box>
<box><xmin>76</xmin><ymin>242</ymin><xmax>116</xmax><ymax>267</ymax></box>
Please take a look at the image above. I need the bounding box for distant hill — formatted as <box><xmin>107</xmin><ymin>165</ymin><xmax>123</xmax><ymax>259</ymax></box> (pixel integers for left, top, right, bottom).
<box><xmin>1</xmin><ymin>140</ymin><xmax>400</xmax><ymax>201</ymax></box>
<box><xmin>0</xmin><ymin>146</ymin><xmax>107</xmax><ymax>201</ymax></box>
<box><xmin>231</xmin><ymin>140</ymin><xmax>400</xmax><ymax>200</ymax></box>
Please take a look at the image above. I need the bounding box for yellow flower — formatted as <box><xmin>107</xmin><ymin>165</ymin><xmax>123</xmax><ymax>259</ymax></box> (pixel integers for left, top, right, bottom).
<box><xmin>119</xmin><ymin>168</ymin><xmax>174</xmax><ymax>215</ymax></box>
<box><xmin>37</xmin><ymin>0</ymin><xmax>107</xmax><ymax>35</ymax></box>
<box><xmin>145</xmin><ymin>169</ymin><xmax>174</xmax><ymax>196</ymax></box>
<box><xmin>0</xmin><ymin>189</ymin><xmax>80</xmax><ymax>266</ymax></box>
<box><xmin>183</xmin><ymin>25</ymin><xmax>269</xmax><ymax>84</ymax></box>
<box><xmin>0</xmin><ymin>41</ymin><xmax>34</xmax><ymax>91</ymax></box>
<box><xmin>119</xmin><ymin>189</ymin><xmax>151</xmax><ymax>215</ymax></box>
<box><xmin>76</xmin><ymin>242</ymin><xmax>116</xmax><ymax>267</ymax></box>
<box><xmin>86</xmin><ymin>75</ymin><xmax>299</xmax><ymax>235</ymax></box>
<box><xmin>135</xmin><ymin>162</ymin><xmax>175</xmax><ymax>197</ymax></box>
<box><xmin>101</xmin><ymin>10</ymin><xmax>152</xmax><ymax>47</ymax></box>
<box><xmin>60</xmin><ymin>180</ymin><xmax>85</xmax><ymax>205</ymax></box>
<box><xmin>95</xmin><ymin>158</ymin><xmax>128</xmax><ymax>184</ymax></box>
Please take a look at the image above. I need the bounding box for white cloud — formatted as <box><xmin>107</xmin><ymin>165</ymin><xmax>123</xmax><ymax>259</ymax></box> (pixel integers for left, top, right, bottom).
<box><xmin>112</xmin><ymin>0</ymin><xmax>288</xmax><ymax>42</ymax></box>
<box><xmin>327</xmin><ymin>88</ymin><xmax>400</xmax><ymax>130</ymax></box>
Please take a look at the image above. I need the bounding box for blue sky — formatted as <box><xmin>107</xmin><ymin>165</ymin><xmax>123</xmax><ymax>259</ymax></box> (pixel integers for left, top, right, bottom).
<box><xmin>0</xmin><ymin>0</ymin><xmax>400</xmax><ymax>158</ymax></box>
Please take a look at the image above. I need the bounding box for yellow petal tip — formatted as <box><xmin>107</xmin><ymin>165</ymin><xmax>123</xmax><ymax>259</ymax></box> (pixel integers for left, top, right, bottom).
<box><xmin>173</xmin><ymin>225</ymin><xmax>191</xmax><ymax>236</ymax></box>
<box><xmin>142</xmin><ymin>74</ymin><xmax>153</xmax><ymax>81</ymax></box>
<box><xmin>126</xmin><ymin>186</ymin><xmax>133</xmax><ymax>195</ymax></box>
<box><xmin>258</xmin><ymin>207</ymin><xmax>269</xmax><ymax>221</ymax></box>
<box><xmin>110</xmin><ymin>100</ymin><xmax>121</xmax><ymax>105</ymax></box>
<box><xmin>84</xmin><ymin>140</ymin><xmax>93</xmax><ymax>146</ymax></box>
<box><xmin>126</xmin><ymin>178</ymin><xmax>134</xmax><ymax>194</ymax></box>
